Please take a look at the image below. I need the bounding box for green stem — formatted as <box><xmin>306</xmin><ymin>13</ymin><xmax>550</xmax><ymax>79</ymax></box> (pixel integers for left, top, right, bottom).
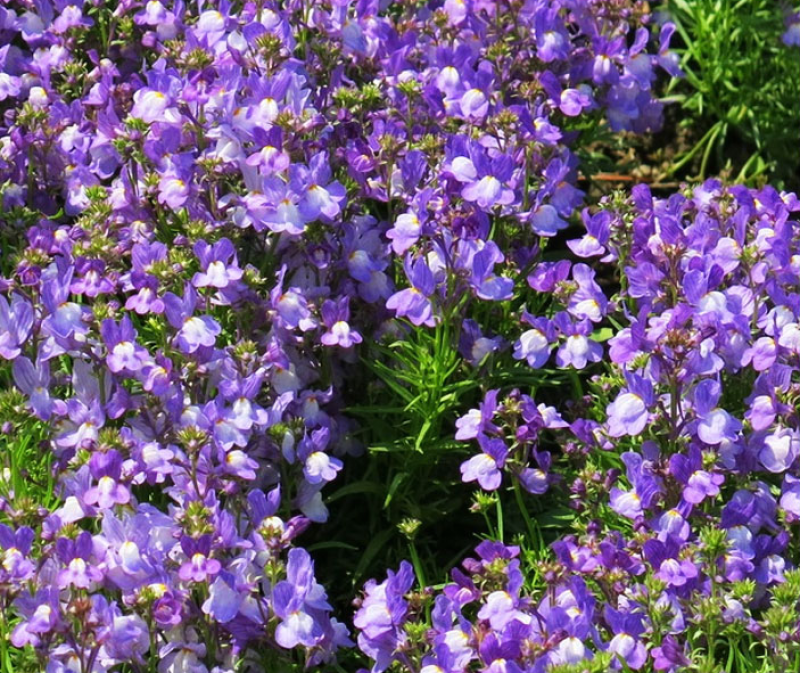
<box><xmin>666</xmin><ymin>121</ymin><xmax>723</xmax><ymax>176</ymax></box>
<box><xmin>567</xmin><ymin>368</ymin><xmax>584</xmax><ymax>401</ymax></box>
<box><xmin>513</xmin><ymin>480</ymin><xmax>539</xmax><ymax>552</ymax></box>
<box><xmin>699</xmin><ymin>122</ymin><xmax>724</xmax><ymax>179</ymax></box>
<box><xmin>408</xmin><ymin>540</ymin><xmax>427</xmax><ymax>589</ymax></box>
<box><xmin>481</xmin><ymin>507</ymin><xmax>496</xmax><ymax>539</ymax></box>
<box><xmin>496</xmin><ymin>495</ymin><xmax>504</xmax><ymax>543</ymax></box>
<box><xmin>0</xmin><ymin>610</ymin><xmax>14</xmax><ymax>673</ymax></box>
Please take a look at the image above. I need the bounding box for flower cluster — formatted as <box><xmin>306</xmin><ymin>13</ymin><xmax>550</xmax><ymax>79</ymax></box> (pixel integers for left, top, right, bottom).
<box><xmin>402</xmin><ymin>181</ymin><xmax>800</xmax><ymax>670</ymax></box>
<box><xmin>355</xmin><ymin>539</ymin><xmax>651</xmax><ymax>673</ymax></box>
<box><xmin>357</xmin><ymin>534</ymin><xmax>800</xmax><ymax>673</ymax></box>
<box><xmin>5</xmin><ymin>0</ymin><xmax>797</xmax><ymax>671</ymax></box>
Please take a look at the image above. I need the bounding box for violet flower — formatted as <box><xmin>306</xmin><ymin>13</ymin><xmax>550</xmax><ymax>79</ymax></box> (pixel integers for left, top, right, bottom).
<box><xmin>606</xmin><ymin>371</ymin><xmax>655</xmax><ymax>438</ymax></box>
<box><xmin>386</xmin><ymin>257</ymin><xmax>437</xmax><ymax>327</ymax></box>
<box><xmin>164</xmin><ymin>284</ymin><xmax>222</xmax><ymax>354</ymax></box>
<box><xmin>460</xmin><ymin>435</ymin><xmax>509</xmax><ymax>491</ymax></box>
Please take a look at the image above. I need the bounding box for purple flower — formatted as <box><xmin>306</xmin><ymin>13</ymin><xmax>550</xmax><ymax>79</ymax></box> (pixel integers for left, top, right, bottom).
<box><xmin>448</xmin><ymin>147</ymin><xmax>516</xmax><ymax>211</ymax></box>
<box><xmin>273</xmin><ymin>548</ymin><xmax>332</xmax><ymax>649</ymax></box>
<box><xmin>693</xmin><ymin>379</ymin><xmax>742</xmax><ymax>445</ymax></box>
<box><xmin>669</xmin><ymin>447</ymin><xmax>724</xmax><ymax>505</ymax></box>
<box><xmin>518</xmin><ymin>466</ymin><xmax>550</xmax><ymax>494</ymax></box>
<box><xmin>140</xmin><ymin>354</ymin><xmax>174</xmax><ymax>396</ymax></box>
<box><xmin>780</xmin><ymin>475</ymin><xmax>800</xmax><ymax>521</ymax></box>
<box><xmin>105</xmin><ymin>612</ymin><xmax>149</xmax><ymax>661</ymax></box>
<box><xmin>459</xmin><ymin>319</ymin><xmax>503</xmax><ymax>366</ymax></box>
<box><xmin>192</xmin><ymin>238</ymin><xmax>243</xmax><ymax>289</ymax></box>
<box><xmin>101</xmin><ymin>316</ymin><xmax>151</xmax><ymax>374</ymax></box>
<box><xmin>0</xmin><ymin>524</ymin><xmax>35</xmax><ymax>581</ymax></box>
<box><xmin>13</xmin><ymin>356</ymin><xmax>56</xmax><ymax>419</ymax></box>
<box><xmin>354</xmin><ymin>561</ymin><xmax>415</xmax><ymax>672</ymax></box>
<box><xmin>554</xmin><ymin>314</ymin><xmax>603</xmax><ymax>369</ymax></box>
<box><xmin>130</xmin><ymin>87</ymin><xmax>173</xmax><ymax>123</ymax></box>
<box><xmin>164</xmin><ymin>284</ymin><xmax>222</xmax><ymax>354</ymax></box>
<box><xmin>178</xmin><ymin>535</ymin><xmax>221</xmax><ymax>583</ymax></box>
<box><xmin>386</xmin><ymin>257</ymin><xmax>437</xmax><ymax>327</ymax></box>
<box><xmin>41</xmin><ymin>263</ymin><xmax>90</xmax><ymax>341</ymax></box>
<box><xmin>514</xmin><ymin>313</ymin><xmax>556</xmax><ymax>368</ymax></box>
<box><xmin>125</xmin><ymin>277</ymin><xmax>165</xmax><ymax>315</ymax></box>
<box><xmin>655</xmin><ymin>557</ymin><xmax>699</xmax><ymax>587</ymax></box>
<box><xmin>455</xmin><ymin>390</ymin><xmax>500</xmax><ymax>441</ymax></box>
<box><xmin>528</xmin><ymin>261</ymin><xmax>571</xmax><ymax>293</ymax></box>
<box><xmin>10</xmin><ymin>588</ymin><xmax>61</xmax><ymax>647</ymax></box>
<box><xmin>84</xmin><ymin>450</ymin><xmax>130</xmax><ymax>509</ymax></box>
<box><xmin>298</xmin><ymin>428</ymin><xmax>343</xmax><ymax>485</ymax></box>
<box><xmin>387</xmin><ymin>211</ymin><xmax>423</xmax><ymax>255</ymax></box>
<box><xmin>291</xmin><ymin>152</ymin><xmax>347</xmax><ymax>222</ymax></box>
<box><xmin>56</xmin><ymin>531</ymin><xmax>103</xmax><ymax>589</ymax></box>
<box><xmin>460</xmin><ymin>435</ymin><xmax>508</xmax><ymax>491</ymax></box>
<box><xmin>651</xmin><ymin>635</ymin><xmax>690</xmax><ymax>671</ymax></box>
<box><xmin>609</xmin><ymin>451</ymin><xmax>661</xmax><ymax>518</ymax></box>
<box><xmin>759</xmin><ymin>427</ymin><xmax>800</xmax><ymax>473</ymax></box>
<box><xmin>254</xmin><ymin>177</ymin><xmax>308</xmax><ymax>235</ymax></box>
<box><xmin>783</xmin><ymin>12</ymin><xmax>800</xmax><ymax>46</ymax></box>
<box><xmin>606</xmin><ymin>372</ymin><xmax>654</xmax><ymax>437</ymax></box>
<box><xmin>158</xmin><ymin>173</ymin><xmax>191</xmax><ymax>209</ymax></box>
<box><xmin>271</xmin><ymin>275</ymin><xmax>317</xmax><ymax>331</ymax></box>
<box><xmin>605</xmin><ymin>607</ymin><xmax>647</xmax><ymax>669</ymax></box>
<box><xmin>71</xmin><ymin>258</ymin><xmax>115</xmax><ymax>297</ymax></box>
<box><xmin>0</xmin><ymin>294</ymin><xmax>33</xmax><ymax>359</ymax></box>
<box><xmin>528</xmin><ymin>203</ymin><xmax>568</xmax><ymax>237</ymax></box>
<box><xmin>55</xmin><ymin>397</ymin><xmax>105</xmax><ymax>451</ymax></box>
<box><xmin>245</xmin><ymin>127</ymin><xmax>291</xmax><ymax>174</ymax></box>
<box><xmin>568</xmin><ymin>210</ymin><xmax>612</xmax><ymax>258</ymax></box>
<box><xmin>467</xmin><ymin>243</ymin><xmax>513</xmax><ymax>301</ymax></box>
<box><xmin>742</xmin><ymin>336</ymin><xmax>778</xmax><ymax>371</ymax></box>
<box><xmin>568</xmin><ymin>264</ymin><xmax>608</xmax><ymax>322</ymax></box>
<box><xmin>535</xmin><ymin>10</ymin><xmax>570</xmax><ymax>61</ymax></box>
<box><xmin>320</xmin><ymin>297</ymin><xmax>362</xmax><ymax>348</ymax></box>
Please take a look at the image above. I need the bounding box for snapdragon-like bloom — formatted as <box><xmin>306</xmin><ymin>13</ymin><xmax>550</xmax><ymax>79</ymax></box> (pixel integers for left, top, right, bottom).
<box><xmin>84</xmin><ymin>450</ymin><xmax>130</xmax><ymax>509</ymax></box>
<box><xmin>693</xmin><ymin>379</ymin><xmax>742</xmax><ymax>445</ymax></box>
<box><xmin>320</xmin><ymin>297</ymin><xmax>362</xmax><ymax>348</ymax></box>
<box><xmin>0</xmin><ymin>294</ymin><xmax>34</xmax><ymax>359</ymax></box>
<box><xmin>609</xmin><ymin>451</ymin><xmax>661</xmax><ymax>518</ymax></box>
<box><xmin>12</xmin><ymin>356</ymin><xmax>56</xmax><ymax>419</ymax></box>
<box><xmin>448</xmin><ymin>148</ymin><xmax>516</xmax><ymax>211</ymax></box>
<box><xmin>760</xmin><ymin>427</ymin><xmax>800</xmax><ymax>473</ymax></box>
<box><xmin>102</xmin><ymin>316</ymin><xmax>151</xmax><ymax>374</ymax></box>
<box><xmin>354</xmin><ymin>561</ymin><xmax>415</xmax><ymax>673</ymax></box>
<box><xmin>460</xmin><ymin>435</ymin><xmax>508</xmax><ymax>491</ymax></box>
<box><xmin>192</xmin><ymin>238</ymin><xmax>243</xmax><ymax>289</ymax></box>
<box><xmin>386</xmin><ymin>257</ymin><xmax>437</xmax><ymax>327</ymax></box>
<box><xmin>178</xmin><ymin>535</ymin><xmax>221</xmax><ymax>583</ymax></box>
<box><xmin>56</xmin><ymin>532</ymin><xmax>103</xmax><ymax>589</ymax></box>
<box><xmin>606</xmin><ymin>372</ymin><xmax>654</xmax><ymax>437</ymax></box>
<box><xmin>514</xmin><ymin>313</ymin><xmax>556</xmax><ymax>368</ymax></box>
<box><xmin>455</xmin><ymin>390</ymin><xmax>500</xmax><ymax>441</ymax></box>
<box><xmin>164</xmin><ymin>285</ymin><xmax>222</xmax><ymax>354</ymax></box>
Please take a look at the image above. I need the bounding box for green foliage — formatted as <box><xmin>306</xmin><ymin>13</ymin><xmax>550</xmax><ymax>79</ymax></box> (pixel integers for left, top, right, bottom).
<box><xmin>0</xmin><ymin>391</ymin><xmax>57</xmax><ymax>526</ymax></box>
<box><xmin>0</xmin><ymin>377</ymin><xmax>58</xmax><ymax>673</ymax></box>
<box><xmin>314</xmin><ymin>322</ymin><xmax>482</xmax><ymax>598</ymax></box>
<box><xmin>666</xmin><ymin>0</ymin><xmax>800</xmax><ymax>187</ymax></box>
<box><xmin>358</xmin><ymin>321</ymin><xmax>476</xmax><ymax>454</ymax></box>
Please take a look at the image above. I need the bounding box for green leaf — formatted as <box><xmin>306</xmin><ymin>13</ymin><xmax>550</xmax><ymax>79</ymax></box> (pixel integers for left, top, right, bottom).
<box><xmin>326</xmin><ymin>480</ymin><xmax>387</xmax><ymax>503</ymax></box>
<box><xmin>352</xmin><ymin>527</ymin><xmax>395</xmax><ymax>584</ymax></box>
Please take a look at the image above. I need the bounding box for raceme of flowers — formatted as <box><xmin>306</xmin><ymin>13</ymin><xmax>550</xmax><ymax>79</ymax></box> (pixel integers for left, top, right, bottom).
<box><xmin>0</xmin><ymin>0</ymin><xmax>798</xmax><ymax>672</ymax></box>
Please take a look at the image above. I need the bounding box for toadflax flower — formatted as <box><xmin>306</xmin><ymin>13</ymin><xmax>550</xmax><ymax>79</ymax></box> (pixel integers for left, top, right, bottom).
<box><xmin>606</xmin><ymin>371</ymin><xmax>655</xmax><ymax>437</ymax></box>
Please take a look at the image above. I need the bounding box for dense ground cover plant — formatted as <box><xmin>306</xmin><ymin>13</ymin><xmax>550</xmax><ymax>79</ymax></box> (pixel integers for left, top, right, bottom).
<box><xmin>357</xmin><ymin>181</ymin><xmax>800</xmax><ymax>673</ymax></box>
<box><xmin>662</xmin><ymin>0</ymin><xmax>800</xmax><ymax>188</ymax></box>
<box><xmin>0</xmin><ymin>0</ymin><xmax>798</xmax><ymax>672</ymax></box>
